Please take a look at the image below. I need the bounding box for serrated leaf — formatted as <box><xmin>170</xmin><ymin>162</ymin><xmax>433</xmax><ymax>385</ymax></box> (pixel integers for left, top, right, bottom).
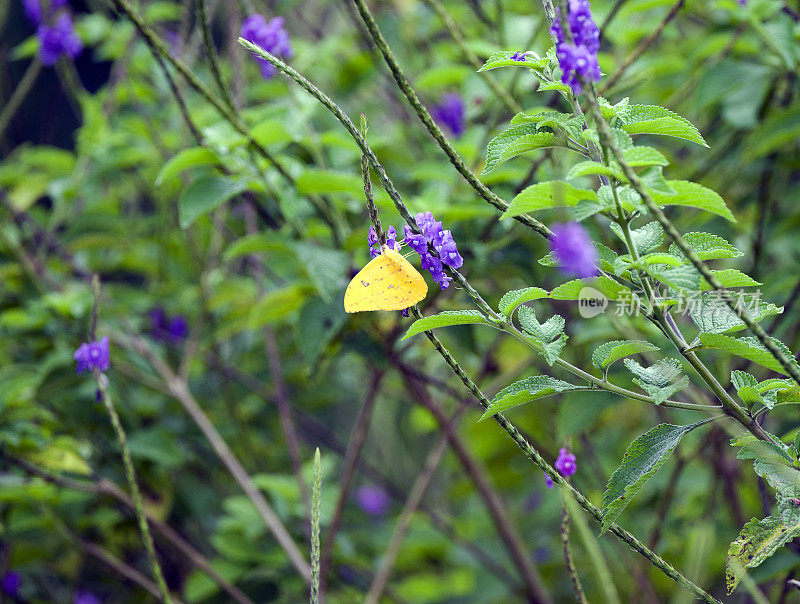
<box><xmin>624</xmin><ymin>358</ymin><xmax>683</xmax><ymax>387</ymax></box>
<box><xmin>549</xmin><ymin>276</ymin><xmax>631</xmax><ymax>302</ymax></box>
<box><xmin>566</xmin><ymin>161</ymin><xmax>626</xmax><ymax>181</ymax></box>
<box><xmin>483</xmin><ymin>125</ymin><xmax>558</xmax><ymax>175</ymax></box>
<box><xmin>690</xmin><ymin>293</ymin><xmax>780</xmax><ymax>334</ymax></box>
<box><xmin>402</xmin><ymin>310</ymin><xmax>494</xmax><ymax>340</ymax></box>
<box><xmin>609</xmin><ymin>221</ymin><xmax>663</xmax><ymax>254</ymax></box>
<box><xmin>480</xmin><ymin>376</ymin><xmax>582</xmax><ymax>420</ymax></box>
<box><xmin>601</xmin><ymin>422</ymin><xmax>705</xmax><ymax>533</ymax></box>
<box><xmin>635</xmin><ymin>376</ymin><xmax>690</xmax><ymax>405</ymax></box>
<box><xmin>731</xmin><ymin>370</ymin><xmax>763</xmax><ymax>407</ymax></box>
<box><xmin>178</xmin><ymin>175</ymin><xmax>248</xmax><ymax>229</ymax></box>
<box><xmin>699</xmin><ymin>269</ymin><xmax>761</xmax><ymax>290</ymax></box>
<box><xmin>503</xmin><ymin>181</ymin><xmax>597</xmax><ymax>217</ymax></box>
<box><xmin>726</xmin><ymin>515</ymin><xmax>800</xmax><ymax>594</ymax></box>
<box><xmin>698</xmin><ymin>334</ymin><xmax>800</xmax><ymax>376</ymax></box>
<box><xmin>518</xmin><ymin>306</ymin><xmax>567</xmax><ymax>365</ymax></box>
<box><xmin>651</xmin><ymin>181</ymin><xmax>735</xmax><ymax>222</ymax></box>
<box><xmin>592</xmin><ymin>340</ymin><xmax>659</xmax><ymax>371</ymax></box>
<box><xmin>645</xmin><ymin>264</ymin><xmax>701</xmax><ymax>291</ymax></box>
<box><xmin>620</xmin><ymin>105</ymin><xmax>708</xmax><ymax>147</ymax></box>
<box><xmin>498</xmin><ymin>287</ymin><xmax>549</xmax><ymax>316</ymax></box>
<box><xmin>669</xmin><ymin>232</ymin><xmax>743</xmax><ymax>261</ymax></box>
<box><xmin>621</xmin><ymin>146</ymin><xmax>669</xmax><ymax>167</ymax></box>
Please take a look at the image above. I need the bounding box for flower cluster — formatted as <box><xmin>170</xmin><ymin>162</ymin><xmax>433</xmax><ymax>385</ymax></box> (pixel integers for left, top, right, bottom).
<box><xmin>404</xmin><ymin>211</ymin><xmax>463</xmax><ymax>290</ymax></box>
<box><xmin>240</xmin><ymin>15</ymin><xmax>293</xmax><ymax>79</ymax></box>
<box><xmin>431</xmin><ymin>93</ymin><xmax>465</xmax><ymax>138</ymax></box>
<box><xmin>544</xmin><ymin>447</ymin><xmax>578</xmax><ymax>488</ymax></box>
<box><xmin>367</xmin><ymin>225</ymin><xmax>398</xmax><ymax>259</ymax></box>
<box><xmin>24</xmin><ymin>0</ymin><xmax>82</xmax><ymax>66</ymax></box>
<box><xmin>150</xmin><ymin>308</ymin><xmax>189</xmax><ymax>345</ymax></box>
<box><xmin>356</xmin><ymin>485</ymin><xmax>390</xmax><ymax>516</ymax></box>
<box><xmin>549</xmin><ymin>222</ymin><xmax>599</xmax><ymax>279</ymax></box>
<box><xmin>550</xmin><ymin>0</ymin><xmax>601</xmax><ymax>95</ymax></box>
<box><xmin>74</xmin><ymin>336</ymin><xmax>110</xmax><ymax>374</ymax></box>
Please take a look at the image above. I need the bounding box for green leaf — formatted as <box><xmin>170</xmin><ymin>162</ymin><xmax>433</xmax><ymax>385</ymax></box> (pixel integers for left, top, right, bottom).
<box><xmin>566</xmin><ymin>161</ymin><xmax>626</xmax><ymax>181</ymax></box>
<box><xmin>402</xmin><ymin>311</ymin><xmax>494</xmax><ymax>340</ymax></box>
<box><xmin>601</xmin><ymin>422</ymin><xmax>704</xmax><ymax>533</ymax></box>
<box><xmin>620</xmin><ymin>105</ymin><xmax>708</xmax><ymax>147</ymax></box>
<box><xmin>480</xmin><ymin>376</ymin><xmax>582</xmax><ymax>420</ymax></box>
<box><xmin>624</xmin><ymin>358</ymin><xmax>688</xmax><ymax>404</ymax></box>
<box><xmin>297</xmin><ymin>295</ymin><xmax>347</xmax><ymax>366</ymax></box>
<box><xmin>591</xmin><ymin>340</ymin><xmax>659</xmax><ymax>371</ymax></box>
<box><xmin>621</xmin><ymin>146</ymin><xmax>669</xmax><ymax>167</ymax></box>
<box><xmin>248</xmin><ymin>285</ymin><xmax>312</xmax><ymax>328</ymax></box>
<box><xmin>178</xmin><ymin>175</ymin><xmax>247</xmax><ymax>229</ymax></box>
<box><xmin>726</xmin><ymin>515</ymin><xmax>800</xmax><ymax>594</ymax></box>
<box><xmin>669</xmin><ymin>232</ymin><xmax>743</xmax><ymax>261</ymax></box>
<box><xmin>292</xmin><ymin>244</ymin><xmax>348</xmax><ymax>302</ymax></box>
<box><xmin>744</xmin><ymin>105</ymin><xmax>800</xmax><ymax>160</ymax></box>
<box><xmin>698</xmin><ymin>334</ymin><xmax>799</xmax><ymax>376</ymax></box>
<box><xmin>478</xmin><ymin>50</ymin><xmax>548</xmax><ymax>72</ymax></box>
<box><xmin>503</xmin><ymin>181</ymin><xmax>597</xmax><ymax>217</ymax></box>
<box><xmin>296</xmin><ymin>169</ymin><xmax>361</xmax><ymax>195</ymax></box>
<box><xmin>518</xmin><ymin>306</ymin><xmax>567</xmax><ymax>365</ymax></box>
<box><xmin>549</xmin><ymin>276</ymin><xmax>631</xmax><ymax>302</ymax></box>
<box><xmin>250</xmin><ymin>119</ymin><xmax>296</xmax><ymax>147</ymax></box>
<box><xmin>651</xmin><ymin>181</ymin><xmax>735</xmax><ymax>222</ymax></box>
<box><xmin>730</xmin><ymin>371</ymin><xmax>769</xmax><ymax>408</ymax></box>
<box><xmin>483</xmin><ymin>125</ymin><xmax>558</xmax><ymax>175</ymax></box>
<box><xmin>155</xmin><ymin>147</ymin><xmax>219</xmax><ymax>186</ymax></box>
<box><xmin>699</xmin><ymin>269</ymin><xmax>761</xmax><ymax>290</ymax></box>
<box><xmin>498</xmin><ymin>287</ymin><xmax>549</xmax><ymax>316</ymax></box>
<box><xmin>690</xmin><ymin>293</ymin><xmax>780</xmax><ymax>333</ymax></box>
<box><xmin>610</xmin><ymin>221</ymin><xmax>663</xmax><ymax>254</ymax></box>
<box><xmin>645</xmin><ymin>264</ymin><xmax>701</xmax><ymax>291</ymax></box>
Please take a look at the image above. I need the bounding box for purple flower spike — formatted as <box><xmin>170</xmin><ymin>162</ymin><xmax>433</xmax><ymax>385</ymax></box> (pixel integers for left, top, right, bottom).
<box><xmin>356</xmin><ymin>485</ymin><xmax>390</xmax><ymax>516</ymax></box>
<box><xmin>555</xmin><ymin>447</ymin><xmax>577</xmax><ymax>478</ymax></box>
<box><xmin>241</xmin><ymin>15</ymin><xmax>293</xmax><ymax>79</ymax></box>
<box><xmin>511</xmin><ymin>51</ymin><xmax>526</xmax><ymax>62</ymax></box>
<box><xmin>550</xmin><ymin>0</ymin><xmax>601</xmax><ymax>95</ymax></box>
<box><xmin>431</xmin><ymin>93</ymin><xmax>465</xmax><ymax>138</ymax></box>
<box><xmin>543</xmin><ymin>472</ymin><xmax>554</xmax><ymax>489</ymax></box>
<box><xmin>550</xmin><ymin>222</ymin><xmax>599</xmax><ymax>279</ymax></box>
<box><xmin>74</xmin><ymin>336</ymin><xmax>110</xmax><ymax>374</ymax></box>
<box><xmin>367</xmin><ymin>225</ymin><xmax>400</xmax><ymax>258</ymax></box>
<box><xmin>1</xmin><ymin>571</ymin><xmax>20</xmax><ymax>596</ymax></box>
<box><xmin>437</xmin><ymin>230</ymin><xmax>463</xmax><ymax>268</ymax></box>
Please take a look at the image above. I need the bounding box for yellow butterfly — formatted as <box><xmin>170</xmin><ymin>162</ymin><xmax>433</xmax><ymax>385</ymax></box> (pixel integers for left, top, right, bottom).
<box><xmin>344</xmin><ymin>246</ymin><xmax>428</xmax><ymax>313</ymax></box>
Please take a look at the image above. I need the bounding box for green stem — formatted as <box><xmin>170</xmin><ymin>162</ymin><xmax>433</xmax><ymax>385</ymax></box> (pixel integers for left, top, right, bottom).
<box><xmin>197</xmin><ymin>0</ymin><xmax>234</xmax><ymax>110</ymax></box>
<box><xmin>347</xmin><ymin>0</ymin><xmax>552</xmax><ymax>239</ymax></box>
<box><xmin>0</xmin><ymin>59</ymin><xmax>42</xmax><ymax>141</ymax></box>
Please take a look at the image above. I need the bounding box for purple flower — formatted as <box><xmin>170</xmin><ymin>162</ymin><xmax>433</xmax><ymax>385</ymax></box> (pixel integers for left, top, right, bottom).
<box><xmin>431</xmin><ymin>93</ymin><xmax>465</xmax><ymax>138</ymax></box>
<box><xmin>543</xmin><ymin>472</ymin><xmax>554</xmax><ymax>489</ymax></box>
<box><xmin>74</xmin><ymin>336</ymin><xmax>110</xmax><ymax>374</ymax></box>
<box><xmin>555</xmin><ymin>447</ymin><xmax>577</xmax><ymax>478</ymax></box>
<box><xmin>150</xmin><ymin>308</ymin><xmax>188</xmax><ymax>345</ymax></box>
<box><xmin>400</xmin><ymin>211</ymin><xmax>462</xmax><ymax>290</ymax></box>
<box><xmin>368</xmin><ymin>225</ymin><xmax>399</xmax><ymax>258</ymax></box>
<box><xmin>549</xmin><ymin>222</ymin><xmax>599</xmax><ymax>279</ymax></box>
<box><xmin>403</xmin><ymin>225</ymin><xmax>428</xmax><ymax>256</ymax></box>
<box><xmin>550</xmin><ymin>0</ymin><xmax>601</xmax><ymax>95</ymax></box>
<box><xmin>511</xmin><ymin>51</ymin><xmax>526</xmax><ymax>62</ymax></box>
<box><xmin>356</xmin><ymin>485</ymin><xmax>390</xmax><ymax>516</ymax></box>
<box><xmin>1</xmin><ymin>572</ymin><xmax>20</xmax><ymax>596</ymax></box>
<box><xmin>37</xmin><ymin>12</ymin><xmax>82</xmax><ymax>66</ymax></box>
<box><xmin>240</xmin><ymin>15</ymin><xmax>293</xmax><ymax>79</ymax></box>
<box><xmin>74</xmin><ymin>591</ymin><xmax>102</xmax><ymax>604</ymax></box>
<box><xmin>437</xmin><ymin>230</ymin><xmax>463</xmax><ymax>268</ymax></box>
<box><xmin>400</xmin><ymin>308</ymin><xmax>410</xmax><ymax>317</ymax></box>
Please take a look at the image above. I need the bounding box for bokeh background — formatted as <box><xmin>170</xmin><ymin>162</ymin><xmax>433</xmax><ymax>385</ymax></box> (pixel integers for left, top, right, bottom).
<box><xmin>1</xmin><ymin>0</ymin><xmax>799</xmax><ymax>601</ymax></box>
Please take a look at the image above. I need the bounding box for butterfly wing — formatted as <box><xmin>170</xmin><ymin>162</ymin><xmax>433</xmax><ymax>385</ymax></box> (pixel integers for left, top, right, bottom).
<box><xmin>344</xmin><ymin>249</ymin><xmax>428</xmax><ymax>313</ymax></box>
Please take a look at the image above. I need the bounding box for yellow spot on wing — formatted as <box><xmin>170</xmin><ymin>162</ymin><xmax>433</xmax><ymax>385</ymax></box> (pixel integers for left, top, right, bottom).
<box><xmin>344</xmin><ymin>247</ymin><xmax>428</xmax><ymax>313</ymax></box>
